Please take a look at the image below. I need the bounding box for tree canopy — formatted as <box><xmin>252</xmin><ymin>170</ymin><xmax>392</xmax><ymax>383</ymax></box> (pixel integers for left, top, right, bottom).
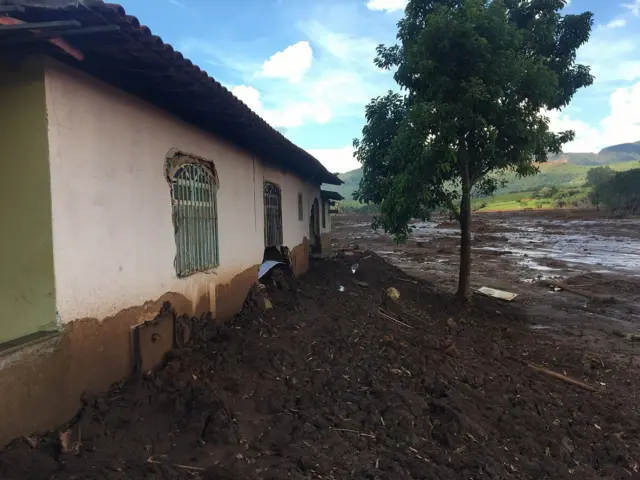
<box><xmin>586</xmin><ymin>166</ymin><xmax>616</xmax><ymax>209</ymax></box>
<box><xmin>354</xmin><ymin>0</ymin><xmax>593</xmax><ymax>298</ymax></box>
<box><xmin>591</xmin><ymin>168</ymin><xmax>640</xmax><ymax>215</ymax></box>
<box><xmin>586</xmin><ymin>166</ymin><xmax>615</xmax><ymax>187</ymax></box>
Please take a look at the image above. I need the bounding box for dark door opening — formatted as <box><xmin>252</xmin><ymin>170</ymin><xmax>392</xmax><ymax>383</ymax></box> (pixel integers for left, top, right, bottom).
<box><xmin>309</xmin><ymin>198</ymin><xmax>321</xmax><ymax>253</ymax></box>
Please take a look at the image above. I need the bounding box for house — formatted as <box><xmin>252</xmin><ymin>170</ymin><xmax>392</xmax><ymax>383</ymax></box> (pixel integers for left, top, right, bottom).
<box><xmin>0</xmin><ymin>0</ymin><xmax>341</xmax><ymax>446</ymax></box>
<box><xmin>318</xmin><ymin>190</ymin><xmax>344</xmax><ymax>252</ymax></box>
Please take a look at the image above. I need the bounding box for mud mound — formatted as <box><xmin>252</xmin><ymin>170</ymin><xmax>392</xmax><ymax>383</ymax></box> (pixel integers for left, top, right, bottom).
<box><xmin>565</xmin><ymin>272</ymin><xmax>640</xmax><ymax>296</ymax></box>
<box><xmin>1</xmin><ymin>253</ymin><xmax>638</xmax><ymax>479</ymax></box>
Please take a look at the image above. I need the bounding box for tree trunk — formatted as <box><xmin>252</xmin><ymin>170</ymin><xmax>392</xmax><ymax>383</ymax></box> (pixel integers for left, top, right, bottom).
<box><xmin>456</xmin><ymin>152</ymin><xmax>472</xmax><ymax>300</ymax></box>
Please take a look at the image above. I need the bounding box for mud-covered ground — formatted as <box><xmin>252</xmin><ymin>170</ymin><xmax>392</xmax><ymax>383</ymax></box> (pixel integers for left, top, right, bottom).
<box><xmin>334</xmin><ymin>210</ymin><xmax>640</xmax><ymax>361</ymax></box>
<box><xmin>1</xmin><ymin>242</ymin><xmax>639</xmax><ymax>479</ymax></box>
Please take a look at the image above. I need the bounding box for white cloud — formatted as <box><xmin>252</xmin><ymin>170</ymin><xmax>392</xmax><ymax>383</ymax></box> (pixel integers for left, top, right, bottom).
<box><xmin>623</xmin><ymin>0</ymin><xmax>640</xmax><ymax>16</ymax></box>
<box><xmin>260</xmin><ymin>41</ymin><xmax>313</xmax><ymax>83</ymax></box>
<box><xmin>298</xmin><ymin>21</ymin><xmax>378</xmax><ymax>67</ymax></box>
<box><xmin>306</xmin><ymin>145</ymin><xmax>360</xmax><ymax>174</ymax></box>
<box><xmin>604</xmin><ymin>18</ymin><xmax>626</xmax><ymax>29</ymax></box>
<box><xmin>600</xmin><ymin>81</ymin><xmax>640</xmax><ymax>142</ymax></box>
<box><xmin>182</xmin><ymin>12</ymin><xmax>395</xmax><ymax>139</ymax></box>
<box><xmin>366</xmin><ymin>0</ymin><xmax>406</xmax><ymax>13</ymax></box>
<box><xmin>548</xmin><ymin>81</ymin><xmax>640</xmax><ymax>152</ymax></box>
<box><xmin>231</xmin><ymin>84</ymin><xmax>331</xmax><ymax>129</ymax></box>
<box><xmin>228</xmin><ymin>21</ymin><xmax>393</xmax><ymax>132</ymax></box>
<box><xmin>577</xmin><ymin>28</ymin><xmax>640</xmax><ymax>83</ymax></box>
<box><xmin>231</xmin><ymin>85</ymin><xmax>262</xmax><ymax>112</ymax></box>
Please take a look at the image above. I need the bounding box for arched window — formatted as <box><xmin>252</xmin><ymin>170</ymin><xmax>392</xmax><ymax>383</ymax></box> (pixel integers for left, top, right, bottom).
<box><xmin>263</xmin><ymin>181</ymin><xmax>283</xmax><ymax>246</ymax></box>
<box><xmin>171</xmin><ymin>163</ymin><xmax>219</xmax><ymax>276</ymax></box>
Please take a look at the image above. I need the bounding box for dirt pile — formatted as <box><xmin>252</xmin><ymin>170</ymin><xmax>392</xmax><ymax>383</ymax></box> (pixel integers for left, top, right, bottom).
<box><xmin>1</xmin><ymin>252</ymin><xmax>638</xmax><ymax>479</ymax></box>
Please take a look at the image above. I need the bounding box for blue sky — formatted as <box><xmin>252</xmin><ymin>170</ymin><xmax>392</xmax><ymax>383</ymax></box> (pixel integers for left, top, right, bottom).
<box><xmin>118</xmin><ymin>0</ymin><xmax>640</xmax><ymax>173</ymax></box>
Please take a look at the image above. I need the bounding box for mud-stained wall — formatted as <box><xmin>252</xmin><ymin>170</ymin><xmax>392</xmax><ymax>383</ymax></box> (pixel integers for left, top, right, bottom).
<box><xmin>0</xmin><ymin>56</ymin><xmax>56</xmax><ymax>343</ymax></box>
<box><xmin>44</xmin><ymin>60</ymin><xmax>318</xmax><ymax>324</ymax></box>
<box><xmin>290</xmin><ymin>238</ymin><xmax>310</xmax><ymax>276</ymax></box>
<box><xmin>215</xmin><ymin>265</ymin><xmax>259</xmax><ymax>321</ymax></box>
<box><xmin>0</xmin><ymin>292</ymin><xmax>186</xmax><ymax>448</ymax></box>
<box><xmin>0</xmin><ymin>268</ymin><xmax>265</xmax><ymax>447</ymax></box>
<box><xmin>320</xmin><ymin>233</ymin><xmax>332</xmax><ymax>254</ymax></box>
<box><xmin>0</xmin><ymin>59</ymin><xmax>323</xmax><ymax>447</ymax></box>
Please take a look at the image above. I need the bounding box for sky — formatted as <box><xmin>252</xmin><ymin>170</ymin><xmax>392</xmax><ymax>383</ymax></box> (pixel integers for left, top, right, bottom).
<box><xmin>117</xmin><ymin>0</ymin><xmax>640</xmax><ymax>173</ymax></box>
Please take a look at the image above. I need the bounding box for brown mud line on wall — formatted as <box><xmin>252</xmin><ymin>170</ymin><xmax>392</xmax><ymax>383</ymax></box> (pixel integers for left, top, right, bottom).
<box><xmin>0</xmin><ymin>291</ymin><xmax>193</xmax><ymax>449</ymax></box>
<box><xmin>1</xmin><ymin>252</ymin><xmax>639</xmax><ymax>479</ymax></box>
<box><xmin>215</xmin><ymin>265</ymin><xmax>259</xmax><ymax>322</ymax></box>
<box><xmin>320</xmin><ymin>232</ymin><xmax>332</xmax><ymax>253</ymax></box>
<box><xmin>289</xmin><ymin>237</ymin><xmax>309</xmax><ymax>277</ymax></box>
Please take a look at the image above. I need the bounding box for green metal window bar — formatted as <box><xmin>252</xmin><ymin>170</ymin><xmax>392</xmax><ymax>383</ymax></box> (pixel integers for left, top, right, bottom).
<box><xmin>264</xmin><ymin>181</ymin><xmax>283</xmax><ymax>247</ymax></box>
<box><xmin>171</xmin><ymin>163</ymin><xmax>219</xmax><ymax>277</ymax></box>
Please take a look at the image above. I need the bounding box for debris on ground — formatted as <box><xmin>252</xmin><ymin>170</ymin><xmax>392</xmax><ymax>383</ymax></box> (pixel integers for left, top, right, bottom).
<box><xmin>0</xmin><ymin>252</ymin><xmax>638</xmax><ymax>479</ymax></box>
<box><xmin>477</xmin><ymin>286</ymin><xmax>518</xmax><ymax>301</ymax></box>
<box><xmin>386</xmin><ymin>287</ymin><xmax>400</xmax><ymax>301</ymax></box>
<box><xmin>258</xmin><ymin>260</ymin><xmax>285</xmax><ymax>280</ymax></box>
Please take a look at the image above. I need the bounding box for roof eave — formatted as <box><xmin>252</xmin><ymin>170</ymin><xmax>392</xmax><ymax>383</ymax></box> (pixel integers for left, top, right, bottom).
<box><xmin>1</xmin><ymin>0</ymin><xmax>339</xmax><ymax>184</ymax></box>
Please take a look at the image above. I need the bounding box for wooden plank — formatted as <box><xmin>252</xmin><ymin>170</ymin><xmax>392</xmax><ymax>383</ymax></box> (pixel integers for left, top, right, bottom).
<box><xmin>0</xmin><ymin>16</ymin><xmax>83</xmax><ymax>60</ymax></box>
<box><xmin>0</xmin><ymin>20</ymin><xmax>81</xmax><ymax>31</ymax></box>
<box><xmin>0</xmin><ymin>25</ymin><xmax>119</xmax><ymax>45</ymax></box>
<box><xmin>0</xmin><ymin>5</ymin><xmax>25</xmax><ymax>12</ymax></box>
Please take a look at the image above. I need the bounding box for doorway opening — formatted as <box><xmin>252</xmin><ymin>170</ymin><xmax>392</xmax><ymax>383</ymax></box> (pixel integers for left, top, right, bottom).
<box><xmin>309</xmin><ymin>198</ymin><xmax>321</xmax><ymax>253</ymax></box>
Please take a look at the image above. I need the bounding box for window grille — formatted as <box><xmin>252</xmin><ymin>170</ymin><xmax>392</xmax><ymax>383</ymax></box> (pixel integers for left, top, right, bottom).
<box><xmin>298</xmin><ymin>193</ymin><xmax>303</xmax><ymax>221</ymax></box>
<box><xmin>171</xmin><ymin>163</ymin><xmax>219</xmax><ymax>276</ymax></box>
<box><xmin>264</xmin><ymin>181</ymin><xmax>283</xmax><ymax>246</ymax></box>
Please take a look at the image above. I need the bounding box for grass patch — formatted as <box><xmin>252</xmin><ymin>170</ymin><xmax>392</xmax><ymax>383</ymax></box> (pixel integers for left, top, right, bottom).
<box><xmin>473</xmin><ymin>186</ymin><xmax>592</xmax><ymax>212</ymax></box>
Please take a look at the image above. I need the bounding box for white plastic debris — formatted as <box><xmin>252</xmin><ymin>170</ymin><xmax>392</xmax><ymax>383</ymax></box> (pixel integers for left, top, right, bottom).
<box><xmin>477</xmin><ymin>287</ymin><xmax>518</xmax><ymax>301</ymax></box>
<box><xmin>258</xmin><ymin>260</ymin><xmax>285</xmax><ymax>279</ymax></box>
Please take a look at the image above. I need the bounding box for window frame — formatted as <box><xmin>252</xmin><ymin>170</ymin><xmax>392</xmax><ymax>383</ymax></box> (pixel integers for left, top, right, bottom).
<box><xmin>167</xmin><ymin>155</ymin><xmax>219</xmax><ymax>277</ymax></box>
<box><xmin>264</xmin><ymin>181</ymin><xmax>283</xmax><ymax>247</ymax></box>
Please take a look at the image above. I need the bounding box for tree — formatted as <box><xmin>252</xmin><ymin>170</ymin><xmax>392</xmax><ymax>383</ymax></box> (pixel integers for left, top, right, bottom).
<box><xmin>586</xmin><ymin>165</ymin><xmax>615</xmax><ymax>186</ymax></box>
<box><xmin>353</xmin><ymin>0</ymin><xmax>593</xmax><ymax>299</ymax></box>
<box><xmin>587</xmin><ymin>166</ymin><xmax>615</xmax><ymax>209</ymax></box>
<box><xmin>599</xmin><ymin>169</ymin><xmax>640</xmax><ymax>215</ymax></box>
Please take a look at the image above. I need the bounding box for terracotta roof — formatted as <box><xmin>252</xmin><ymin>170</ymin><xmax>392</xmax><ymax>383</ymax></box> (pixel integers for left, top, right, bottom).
<box><xmin>0</xmin><ymin>0</ymin><xmax>342</xmax><ymax>185</ymax></box>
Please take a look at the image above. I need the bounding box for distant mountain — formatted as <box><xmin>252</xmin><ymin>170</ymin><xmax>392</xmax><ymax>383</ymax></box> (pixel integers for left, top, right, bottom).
<box><xmin>599</xmin><ymin>141</ymin><xmax>640</xmax><ymax>156</ymax></box>
<box><xmin>336</xmin><ymin>141</ymin><xmax>640</xmax><ymax>202</ymax></box>
<box><xmin>334</xmin><ymin>169</ymin><xmax>363</xmax><ymax>200</ymax></box>
<box><xmin>547</xmin><ymin>147</ymin><xmax>640</xmax><ymax>166</ymax></box>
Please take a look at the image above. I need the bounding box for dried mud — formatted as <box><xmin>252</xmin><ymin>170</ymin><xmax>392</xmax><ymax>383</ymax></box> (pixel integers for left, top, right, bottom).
<box><xmin>1</xmin><ymin>252</ymin><xmax>639</xmax><ymax>479</ymax></box>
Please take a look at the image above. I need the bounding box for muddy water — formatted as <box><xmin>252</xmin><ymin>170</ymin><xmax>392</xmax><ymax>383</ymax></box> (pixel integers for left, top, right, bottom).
<box><xmin>412</xmin><ymin>216</ymin><xmax>640</xmax><ymax>275</ymax></box>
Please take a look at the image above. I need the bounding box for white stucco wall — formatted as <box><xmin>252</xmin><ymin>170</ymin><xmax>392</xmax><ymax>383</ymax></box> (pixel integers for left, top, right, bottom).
<box><xmin>44</xmin><ymin>61</ymin><xmax>320</xmax><ymax>323</ymax></box>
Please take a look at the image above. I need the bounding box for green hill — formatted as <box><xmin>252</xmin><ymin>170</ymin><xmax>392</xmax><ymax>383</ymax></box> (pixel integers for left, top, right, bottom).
<box><xmin>334</xmin><ymin>168</ymin><xmax>363</xmax><ymax>200</ymax></box>
<box><xmin>335</xmin><ymin>143</ymin><xmax>640</xmax><ymax>209</ymax></box>
<box><xmin>491</xmin><ymin>160</ymin><xmax>639</xmax><ymax>195</ymax></box>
